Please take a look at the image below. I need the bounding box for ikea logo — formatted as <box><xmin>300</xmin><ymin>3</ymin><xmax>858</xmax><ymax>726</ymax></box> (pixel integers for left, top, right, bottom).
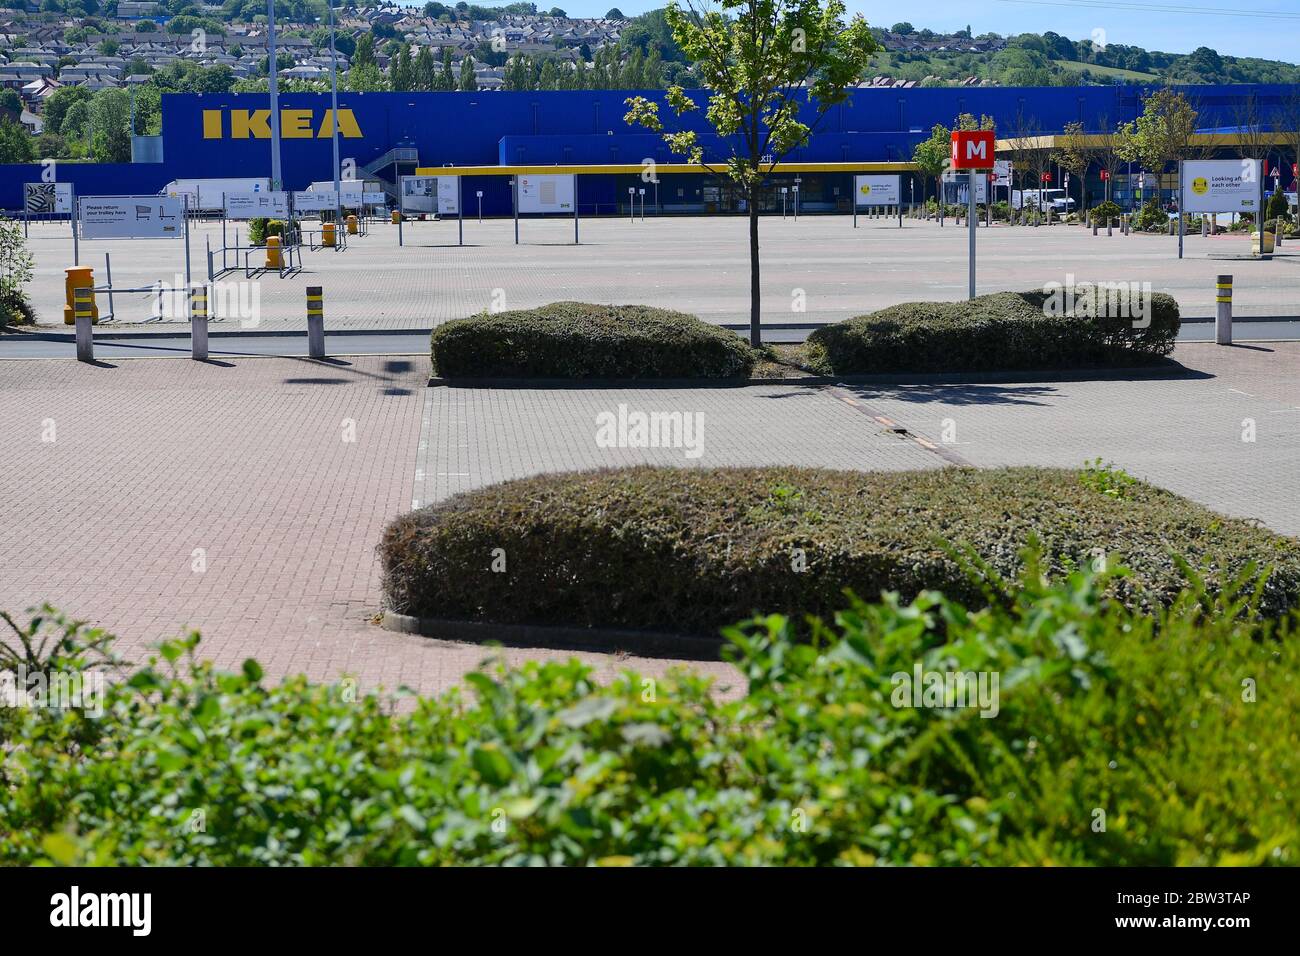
<box><xmin>202</xmin><ymin>108</ymin><xmax>362</xmax><ymax>139</ymax></box>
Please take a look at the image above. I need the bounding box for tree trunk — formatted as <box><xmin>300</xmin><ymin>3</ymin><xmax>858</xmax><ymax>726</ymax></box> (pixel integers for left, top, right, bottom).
<box><xmin>748</xmin><ymin>182</ymin><xmax>761</xmax><ymax>348</ymax></box>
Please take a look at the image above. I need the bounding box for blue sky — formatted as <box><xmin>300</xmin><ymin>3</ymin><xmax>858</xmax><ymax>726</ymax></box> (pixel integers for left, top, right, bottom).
<box><xmin>415</xmin><ymin>0</ymin><xmax>1299</xmax><ymax>62</ymax></box>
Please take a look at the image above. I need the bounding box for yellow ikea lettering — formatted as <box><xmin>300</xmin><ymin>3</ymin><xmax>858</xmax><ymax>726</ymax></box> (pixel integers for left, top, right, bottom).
<box><xmin>201</xmin><ymin>108</ymin><xmax>363</xmax><ymax>139</ymax></box>
<box><xmin>231</xmin><ymin>109</ymin><xmax>272</xmax><ymax>139</ymax></box>
<box><xmin>281</xmin><ymin>108</ymin><xmax>314</xmax><ymax>138</ymax></box>
<box><xmin>318</xmin><ymin>109</ymin><xmax>362</xmax><ymax>139</ymax></box>
<box><xmin>202</xmin><ymin>109</ymin><xmax>223</xmax><ymax>139</ymax></box>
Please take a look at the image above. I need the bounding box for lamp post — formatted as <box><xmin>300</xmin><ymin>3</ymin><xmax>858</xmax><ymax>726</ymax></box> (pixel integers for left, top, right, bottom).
<box><xmin>327</xmin><ymin>2</ymin><xmax>340</xmax><ymax>225</ymax></box>
<box><xmin>267</xmin><ymin>0</ymin><xmax>282</xmax><ymax>190</ymax></box>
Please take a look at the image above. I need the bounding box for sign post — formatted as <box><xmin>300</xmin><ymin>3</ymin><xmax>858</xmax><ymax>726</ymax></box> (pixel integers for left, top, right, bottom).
<box><xmin>952</xmin><ymin>130</ymin><xmax>995</xmax><ymax>301</ymax></box>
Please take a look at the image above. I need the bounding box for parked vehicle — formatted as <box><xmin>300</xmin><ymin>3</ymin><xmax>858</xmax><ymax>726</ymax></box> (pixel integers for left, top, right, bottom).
<box><xmin>162</xmin><ymin>178</ymin><xmax>272</xmax><ymax>213</ymax></box>
<box><xmin>1011</xmin><ymin>189</ymin><xmax>1076</xmax><ymax>213</ymax></box>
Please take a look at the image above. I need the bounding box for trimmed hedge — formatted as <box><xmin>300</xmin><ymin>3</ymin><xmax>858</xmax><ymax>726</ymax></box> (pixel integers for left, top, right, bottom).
<box><xmin>428</xmin><ymin>302</ymin><xmax>757</xmax><ymax>379</ymax></box>
<box><xmin>380</xmin><ymin>465</ymin><xmax>1300</xmax><ymax>636</ymax></box>
<box><xmin>803</xmin><ymin>290</ymin><xmax>1179</xmax><ymax>375</ymax></box>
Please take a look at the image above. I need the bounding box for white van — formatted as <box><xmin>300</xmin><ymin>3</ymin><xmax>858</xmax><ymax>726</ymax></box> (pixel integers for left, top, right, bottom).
<box><xmin>1012</xmin><ymin>189</ymin><xmax>1076</xmax><ymax>214</ymax></box>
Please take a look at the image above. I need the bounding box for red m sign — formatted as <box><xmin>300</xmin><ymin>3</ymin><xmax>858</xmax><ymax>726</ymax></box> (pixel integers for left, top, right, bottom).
<box><xmin>950</xmin><ymin>130</ymin><xmax>996</xmax><ymax>170</ymax></box>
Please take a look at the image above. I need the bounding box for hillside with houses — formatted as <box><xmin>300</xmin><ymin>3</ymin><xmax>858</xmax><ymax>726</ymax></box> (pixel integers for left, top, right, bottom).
<box><xmin>1</xmin><ymin>3</ymin><xmax>1298</xmax><ymax>164</ymax></box>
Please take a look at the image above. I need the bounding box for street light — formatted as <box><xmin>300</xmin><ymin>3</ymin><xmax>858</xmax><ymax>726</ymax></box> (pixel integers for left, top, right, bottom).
<box><xmin>267</xmin><ymin>0</ymin><xmax>282</xmax><ymax>190</ymax></box>
<box><xmin>319</xmin><ymin>3</ymin><xmax>341</xmax><ymax>225</ymax></box>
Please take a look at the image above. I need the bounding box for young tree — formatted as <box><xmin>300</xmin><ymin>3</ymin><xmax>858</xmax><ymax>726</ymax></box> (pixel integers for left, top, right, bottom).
<box><xmin>911</xmin><ymin>123</ymin><xmax>949</xmax><ymax>225</ymax></box>
<box><xmin>625</xmin><ymin>0</ymin><xmax>877</xmax><ymax>347</ymax></box>
<box><xmin>1054</xmin><ymin>121</ymin><xmax>1091</xmax><ymax>222</ymax></box>
<box><xmin>1115</xmin><ymin>88</ymin><xmax>1197</xmax><ymax>207</ymax></box>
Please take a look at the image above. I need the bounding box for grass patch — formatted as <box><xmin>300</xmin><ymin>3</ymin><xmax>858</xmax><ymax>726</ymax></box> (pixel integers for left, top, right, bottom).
<box><xmin>379</xmin><ymin>465</ymin><xmax>1300</xmax><ymax>636</ymax></box>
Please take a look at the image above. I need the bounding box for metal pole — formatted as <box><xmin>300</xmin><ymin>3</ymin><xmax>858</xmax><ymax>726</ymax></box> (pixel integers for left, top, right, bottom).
<box><xmin>105</xmin><ymin>252</ymin><xmax>114</xmax><ymax>322</ymax></box>
<box><xmin>968</xmin><ymin>168</ymin><xmax>977</xmax><ymax>300</ymax></box>
<box><xmin>514</xmin><ymin>178</ymin><xmax>520</xmax><ymax>244</ymax></box>
<box><xmin>267</xmin><ymin>0</ymin><xmax>282</xmax><ymax>190</ymax></box>
<box><xmin>1177</xmin><ymin>159</ymin><xmax>1184</xmax><ymax>259</ymax></box>
<box><xmin>71</xmin><ymin>185</ymin><xmax>78</xmax><ymax>266</ymax></box>
<box><xmin>574</xmin><ymin>176</ymin><xmax>579</xmax><ymax>244</ymax></box>
<box><xmin>184</xmin><ymin>194</ymin><xmax>192</xmax><ymax>289</ymax></box>
<box><xmin>329</xmin><ymin>1</ymin><xmax>341</xmax><ymax>227</ymax></box>
<box><xmin>458</xmin><ymin>177</ymin><xmax>463</xmax><ymax>246</ymax></box>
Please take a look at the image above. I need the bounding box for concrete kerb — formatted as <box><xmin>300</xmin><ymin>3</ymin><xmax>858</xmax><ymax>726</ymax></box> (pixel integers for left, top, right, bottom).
<box><xmin>424</xmin><ymin>359</ymin><xmax>1205</xmax><ymax>390</ymax></box>
<box><xmin>381</xmin><ymin>611</ymin><xmax>725</xmax><ymax>662</ymax></box>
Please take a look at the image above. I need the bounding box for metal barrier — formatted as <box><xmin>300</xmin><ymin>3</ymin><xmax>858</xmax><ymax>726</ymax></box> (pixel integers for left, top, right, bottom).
<box><xmin>207</xmin><ymin>233</ymin><xmax>303</xmax><ymax>279</ymax></box>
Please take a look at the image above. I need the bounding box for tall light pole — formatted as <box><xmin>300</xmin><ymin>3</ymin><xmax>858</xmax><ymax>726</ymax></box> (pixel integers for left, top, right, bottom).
<box><xmin>327</xmin><ymin>1</ymin><xmax>340</xmax><ymax>224</ymax></box>
<box><xmin>267</xmin><ymin>0</ymin><xmax>282</xmax><ymax>190</ymax></box>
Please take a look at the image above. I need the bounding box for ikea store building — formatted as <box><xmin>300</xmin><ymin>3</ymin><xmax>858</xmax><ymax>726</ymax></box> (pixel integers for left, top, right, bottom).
<box><xmin>2</xmin><ymin>84</ymin><xmax>1298</xmax><ymax>216</ymax></box>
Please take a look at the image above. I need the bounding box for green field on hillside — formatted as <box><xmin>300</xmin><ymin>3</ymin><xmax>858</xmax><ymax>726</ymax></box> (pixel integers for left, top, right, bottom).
<box><xmin>1053</xmin><ymin>59</ymin><xmax>1160</xmax><ymax>81</ymax></box>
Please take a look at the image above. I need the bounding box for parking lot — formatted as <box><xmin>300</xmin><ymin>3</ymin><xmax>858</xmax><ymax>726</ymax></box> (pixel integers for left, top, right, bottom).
<box><xmin>16</xmin><ymin>212</ymin><xmax>1300</xmax><ymax>334</ymax></box>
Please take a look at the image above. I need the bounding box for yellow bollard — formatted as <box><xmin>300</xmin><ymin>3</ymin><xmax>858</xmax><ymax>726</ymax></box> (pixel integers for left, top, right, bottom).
<box><xmin>265</xmin><ymin>234</ymin><xmax>283</xmax><ymax>269</ymax></box>
<box><xmin>346</xmin><ymin>214</ymin><xmax>358</xmax><ymax>235</ymax></box>
<box><xmin>322</xmin><ymin>221</ymin><xmax>336</xmax><ymax>248</ymax></box>
<box><xmin>63</xmin><ymin>266</ymin><xmax>98</xmax><ymax>325</ymax></box>
<box><xmin>391</xmin><ymin>209</ymin><xmax>401</xmax><ymax>225</ymax></box>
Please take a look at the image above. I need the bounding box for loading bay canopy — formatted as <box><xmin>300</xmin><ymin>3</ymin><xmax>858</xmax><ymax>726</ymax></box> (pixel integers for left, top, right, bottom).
<box><xmin>414</xmin><ymin>161</ymin><xmax>920</xmax><ymax>177</ymax></box>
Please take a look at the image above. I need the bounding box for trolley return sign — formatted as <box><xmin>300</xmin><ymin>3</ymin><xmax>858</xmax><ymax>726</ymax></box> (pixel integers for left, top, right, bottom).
<box><xmin>291</xmin><ymin>190</ymin><xmax>339</xmax><ymax>212</ymax></box>
<box><xmin>854</xmin><ymin>175</ymin><xmax>900</xmax><ymax>207</ymax></box>
<box><xmin>79</xmin><ymin>196</ymin><xmax>184</xmax><ymax>239</ymax></box>
<box><xmin>225</xmin><ymin>191</ymin><xmax>289</xmax><ymax>219</ymax></box>
<box><xmin>1182</xmin><ymin>160</ymin><xmax>1262</xmax><ymax>214</ymax></box>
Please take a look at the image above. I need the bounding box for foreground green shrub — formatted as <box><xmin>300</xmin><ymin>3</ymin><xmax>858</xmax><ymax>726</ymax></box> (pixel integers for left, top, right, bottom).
<box><xmin>380</xmin><ymin>465</ymin><xmax>1299</xmax><ymax>635</ymax></box>
<box><xmin>803</xmin><ymin>290</ymin><xmax>1179</xmax><ymax>375</ymax></box>
<box><xmin>3</xmin><ymin>565</ymin><xmax>1297</xmax><ymax>866</ymax></box>
<box><xmin>428</xmin><ymin>302</ymin><xmax>757</xmax><ymax>379</ymax></box>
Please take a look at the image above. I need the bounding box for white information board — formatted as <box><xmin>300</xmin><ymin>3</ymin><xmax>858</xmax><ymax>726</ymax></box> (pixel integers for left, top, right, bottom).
<box><xmin>79</xmin><ymin>196</ymin><xmax>183</xmax><ymax>239</ymax></box>
<box><xmin>363</xmin><ymin>191</ymin><xmax>387</xmax><ymax>205</ymax></box>
<box><xmin>992</xmin><ymin>160</ymin><xmax>1012</xmax><ymax>188</ymax></box>
<box><xmin>1182</xmin><ymin>160</ymin><xmax>1262</xmax><ymax>214</ymax></box>
<box><xmin>400</xmin><ymin>175</ymin><xmax>435</xmax><ymax>213</ymax></box>
<box><xmin>292</xmin><ymin>190</ymin><xmax>339</xmax><ymax>212</ymax></box>
<box><xmin>436</xmin><ymin>178</ymin><xmax>459</xmax><ymax>214</ymax></box>
<box><xmin>24</xmin><ymin>182</ymin><xmax>72</xmax><ymax>214</ymax></box>
<box><xmin>854</xmin><ymin>175</ymin><xmax>900</xmax><ymax>206</ymax></box>
<box><xmin>943</xmin><ymin>168</ymin><xmax>988</xmax><ymax>203</ymax></box>
<box><xmin>518</xmin><ymin>174</ymin><xmax>575</xmax><ymax>213</ymax></box>
<box><xmin>225</xmin><ymin>191</ymin><xmax>289</xmax><ymax>219</ymax></box>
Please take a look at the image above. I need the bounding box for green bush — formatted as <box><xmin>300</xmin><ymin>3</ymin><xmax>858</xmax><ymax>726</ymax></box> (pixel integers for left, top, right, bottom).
<box><xmin>379</xmin><ymin>465</ymin><xmax>1300</xmax><ymax>636</ymax></box>
<box><xmin>802</xmin><ymin>290</ymin><xmax>1178</xmax><ymax>375</ymax></box>
<box><xmin>3</xmin><ymin>565</ymin><xmax>1297</xmax><ymax>866</ymax></box>
<box><xmin>428</xmin><ymin>302</ymin><xmax>757</xmax><ymax>379</ymax></box>
<box><xmin>1266</xmin><ymin>189</ymin><xmax>1292</xmax><ymax>223</ymax></box>
<box><xmin>1090</xmin><ymin>200</ymin><xmax>1123</xmax><ymax>223</ymax></box>
<box><xmin>1133</xmin><ymin>197</ymin><xmax>1168</xmax><ymax>232</ymax></box>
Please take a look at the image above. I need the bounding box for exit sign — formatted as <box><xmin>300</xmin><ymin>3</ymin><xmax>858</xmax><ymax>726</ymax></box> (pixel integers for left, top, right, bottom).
<box><xmin>950</xmin><ymin>130</ymin><xmax>995</xmax><ymax>170</ymax></box>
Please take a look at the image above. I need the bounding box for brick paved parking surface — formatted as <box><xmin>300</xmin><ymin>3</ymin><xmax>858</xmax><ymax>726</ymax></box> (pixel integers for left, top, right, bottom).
<box><xmin>2</xmin><ymin>343</ymin><xmax>1294</xmax><ymax>697</ymax></box>
<box><xmin>21</xmin><ymin>215</ymin><xmax>1300</xmax><ymax>334</ymax></box>
<box><xmin>0</xmin><ymin>357</ymin><xmax>933</xmax><ymax>695</ymax></box>
<box><xmin>852</xmin><ymin>342</ymin><xmax>1300</xmax><ymax>536</ymax></box>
